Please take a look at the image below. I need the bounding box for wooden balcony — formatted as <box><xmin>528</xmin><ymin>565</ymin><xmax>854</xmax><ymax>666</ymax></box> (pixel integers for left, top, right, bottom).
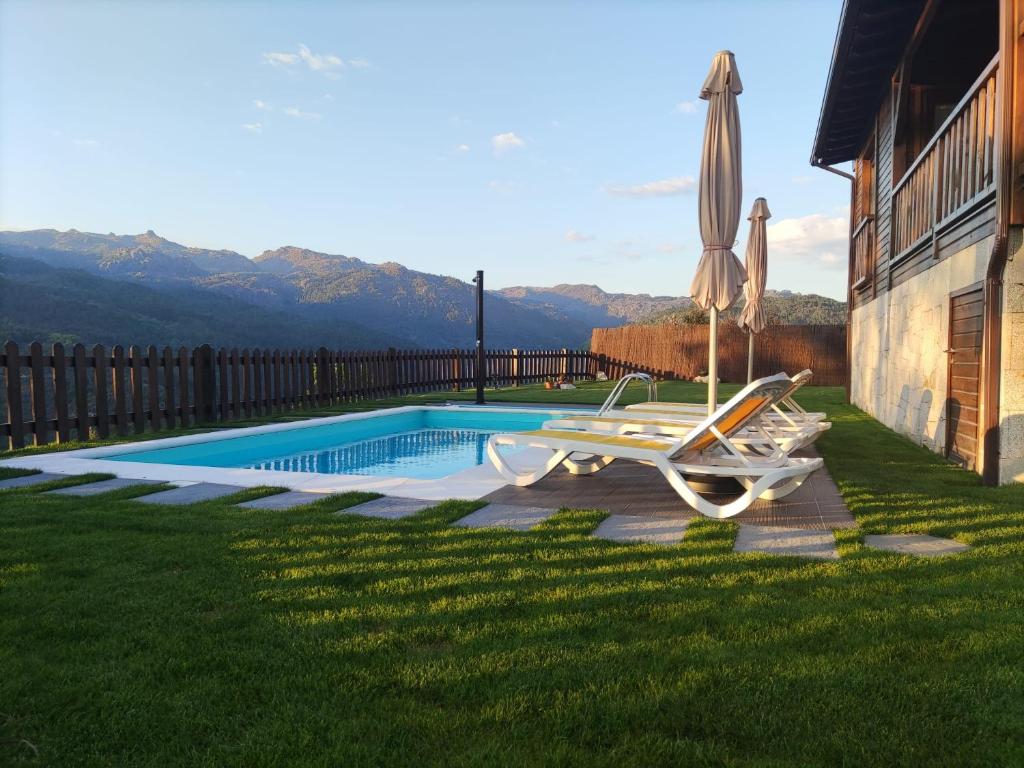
<box><xmin>891</xmin><ymin>55</ymin><xmax>998</xmax><ymax>264</ymax></box>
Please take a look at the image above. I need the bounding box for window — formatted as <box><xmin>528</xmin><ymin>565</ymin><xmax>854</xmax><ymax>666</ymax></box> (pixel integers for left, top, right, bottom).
<box><xmin>854</xmin><ymin>135</ymin><xmax>875</xmax><ymax>223</ymax></box>
<box><xmin>851</xmin><ymin>135</ymin><xmax>876</xmax><ymax>290</ymax></box>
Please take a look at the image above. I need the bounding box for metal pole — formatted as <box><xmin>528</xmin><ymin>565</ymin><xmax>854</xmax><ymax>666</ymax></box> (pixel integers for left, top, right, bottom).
<box><xmin>708</xmin><ymin>306</ymin><xmax>718</xmax><ymax>416</ymax></box>
<box><xmin>473</xmin><ymin>270</ymin><xmax>485</xmax><ymax>404</ymax></box>
<box><xmin>747</xmin><ymin>332</ymin><xmax>755</xmax><ymax>383</ymax></box>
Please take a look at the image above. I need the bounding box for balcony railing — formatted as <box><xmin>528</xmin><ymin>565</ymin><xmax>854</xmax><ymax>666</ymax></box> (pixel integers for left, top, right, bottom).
<box><xmin>851</xmin><ymin>215</ymin><xmax>875</xmax><ymax>290</ymax></box>
<box><xmin>891</xmin><ymin>55</ymin><xmax>998</xmax><ymax>262</ymax></box>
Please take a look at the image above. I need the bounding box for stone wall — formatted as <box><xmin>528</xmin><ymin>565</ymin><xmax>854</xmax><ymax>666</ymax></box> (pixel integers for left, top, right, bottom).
<box><xmin>1000</xmin><ymin>228</ymin><xmax>1024</xmax><ymax>483</ymax></box>
<box><xmin>849</xmin><ymin>236</ymin><xmax>992</xmax><ymax>456</ymax></box>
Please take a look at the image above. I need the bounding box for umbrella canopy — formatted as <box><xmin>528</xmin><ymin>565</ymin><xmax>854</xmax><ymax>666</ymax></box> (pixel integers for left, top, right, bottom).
<box><xmin>690</xmin><ymin>50</ymin><xmax>745</xmax><ymax>413</ymax></box>
<box><xmin>738</xmin><ymin>197</ymin><xmax>771</xmax><ymax>335</ymax></box>
<box><xmin>690</xmin><ymin>50</ymin><xmax>746</xmax><ymax>313</ymax></box>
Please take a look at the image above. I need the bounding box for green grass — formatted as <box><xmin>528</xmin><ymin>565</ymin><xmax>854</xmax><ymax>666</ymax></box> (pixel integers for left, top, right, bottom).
<box><xmin>3</xmin><ymin>382</ymin><xmax>1024</xmax><ymax>766</ymax></box>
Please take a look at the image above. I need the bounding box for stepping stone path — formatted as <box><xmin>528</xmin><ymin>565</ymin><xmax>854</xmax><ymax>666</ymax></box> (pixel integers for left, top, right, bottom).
<box><xmin>47</xmin><ymin>478</ymin><xmax>156</xmax><ymax>496</ymax></box>
<box><xmin>454</xmin><ymin>504</ymin><xmax>557</xmax><ymax>531</ymax></box>
<box><xmin>135</xmin><ymin>483</ymin><xmax>243</xmax><ymax>505</ymax></box>
<box><xmin>342</xmin><ymin>497</ymin><xmax>433</xmax><ymax>520</ymax></box>
<box><xmin>734</xmin><ymin>525</ymin><xmax>839</xmax><ymax>560</ymax></box>
<box><xmin>592</xmin><ymin>514</ymin><xmax>691</xmax><ymax>545</ymax></box>
<box><xmin>864</xmin><ymin>534</ymin><xmax>970</xmax><ymax>557</ymax></box>
<box><xmin>238</xmin><ymin>491</ymin><xmax>329</xmax><ymax>510</ymax></box>
<box><xmin>0</xmin><ymin>472</ymin><xmax>67</xmax><ymax>490</ymax></box>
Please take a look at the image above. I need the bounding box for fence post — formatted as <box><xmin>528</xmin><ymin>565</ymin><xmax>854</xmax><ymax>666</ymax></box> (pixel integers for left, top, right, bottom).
<box><xmin>317</xmin><ymin>347</ymin><xmax>329</xmax><ymax>406</ymax></box>
<box><xmin>95</xmin><ymin>345</ymin><xmax>110</xmax><ymax>438</ymax></box>
<box><xmin>129</xmin><ymin>345</ymin><xmax>145</xmax><ymax>435</ymax></box>
<box><xmin>52</xmin><ymin>342</ymin><xmax>71</xmax><ymax>443</ymax></box>
<box><xmin>511</xmin><ymin>348</ymin><xmax>521</xmax><ymax>387</ymax></box>
<box><xmin>3</xmin><ymin>341</ymin><xmax>24</xmax><ymax>449</ymax></box>
<box><xmin>73</xmin><ymin>344</ymin><xmax>90</xmax><ymax>441</ymax></box>
<box><xmin>196</xmin><ymin>344</ymin><xmax>215</xmax><ymax>422</ymax></box>
<box><xmin>112</xmin><ymin>345</ymin><xmax>129</xmax><ymax>436</ymax></box>
<box><xmin>388</xmin><ymin>347</ymin><xmax>398</xmax><ymax>396</ymax></box>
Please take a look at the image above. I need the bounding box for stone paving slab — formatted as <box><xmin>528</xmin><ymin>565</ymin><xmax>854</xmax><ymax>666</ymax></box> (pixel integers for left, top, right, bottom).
<box><xmin>135</xmin><ymin>483</ymin><xmax>244</xmax><ymax>505</ymax></box>
<box><xmin>592</xmin><ymin>514</ymin><xmax>691</xmax><ymax>545</ymax></box>
<box><xmin>47</xmin><ymin>478</ymin><xmax>157</xmax><ymax>496</ymax></box>
<box><xmin>454</xmin><ymin>504</ymin><xmax>558</xmax><ymax>531</ymax></box>
<box><xmin>238</xmin><ymin>491</ymin><xmax>329</xmax><ymax>511</ymax></box>
<box><xmin>342</xmin><ymin>496</ymin><xmax>433</xmax><ymax>520</ymax></box>
<box><xmin>0</xmin><ymin>472</ymin><xmax>67</xmax><ymax>490</ymax></box>
<box><xmin>734</xmin><ymin>525</ymin><xmax>839</xmax><ymax>560</ymax></box>
<box><xmin>864</xmin><ymin>534</ymin><xmax>970</xmax><ymax>557</ymax></box>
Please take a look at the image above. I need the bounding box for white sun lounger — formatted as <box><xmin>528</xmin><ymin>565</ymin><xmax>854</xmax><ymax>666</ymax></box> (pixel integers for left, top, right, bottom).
<box><xmin>487</xmin><ymin>373</ymin><xmax>823</xmax><ymax>519</ymax></box>
<box><xmin>623</xmin><ymin>369</ymin><xmax>826</xmax><ymax>428</ymax></box>
<box><xmin>541</xmin><ymin>409</ymin><xmax>829</xmax><ymax>455</ymax></box>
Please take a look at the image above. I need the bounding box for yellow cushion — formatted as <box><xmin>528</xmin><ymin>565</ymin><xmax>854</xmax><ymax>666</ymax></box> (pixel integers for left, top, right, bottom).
<box><xmin>520</xmin><ymin>429</ymin><xmax>672</xmax><ymax>452</ymax></box>
<box><xmin>688</xmin><ymin>395</ymin><xmax>769</xmax><ymax>451</ymax></box>
<box><xmin>562</xmin><ymin>416</ymin><xmax>693</xmax><ymax>428</ymax></box>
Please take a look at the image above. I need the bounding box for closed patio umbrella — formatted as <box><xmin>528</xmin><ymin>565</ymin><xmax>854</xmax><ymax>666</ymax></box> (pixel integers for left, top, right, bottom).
<box><xmin>738</xmin><ymin>197</ymin><xmax>771</xmax><ymax>383</ymax></box>
<box><xmin>690</xmin><ymin>50</ymin><xmax>746</xmax><ymax>415</ymax></box>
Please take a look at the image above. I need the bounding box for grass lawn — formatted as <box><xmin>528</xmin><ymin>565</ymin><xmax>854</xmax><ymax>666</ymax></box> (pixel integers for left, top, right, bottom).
<box><xmin>2</xmin><ymin>381</ymin><xmax>1024</xmax><ymax>766</ymax></box>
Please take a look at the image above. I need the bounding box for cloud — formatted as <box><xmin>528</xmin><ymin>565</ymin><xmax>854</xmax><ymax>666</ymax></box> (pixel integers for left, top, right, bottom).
<box><xmin>322</xmin><ymin>93</ymin><xmax>336</xmax><ymax>102</ymax></box>
<box><xmin>297</xmin><ymin>43</ymin><xmax>343</xmax><ymax>71</ymax></box>
<box><xmin>766</xmin><ymin>212</ymin><xmax>848</xmax><ymax>270</ymax></box>
<box><xmin>253</xmin><ymin>99</ymin><xmax>271</xmax><ymax>110</ymax></box>
<box><xmin>241</xmin><ymin>122</ymin><xmax>263</xmax><ymax>133</ymax></box>
<box><xmin>263</xmin><ymin>44</ymin><xmax>362</xmax><ymax>77</ymax></box>
<box><xmin>674</xmin><ymin>100</ymin><xmax>698</xmax><ymax>114</ymax></box>
<box><xmin>263</xmin><ymin>51</ymin><xmax>300</xmax><ymax>67</ymax></box>
<box><xmin>603</xmin><ymin>176</ymin><xmax>696</xmax><ymax>198</ymax></box>
<box><xmin>492</xmin><ymin>132</ymin><xmax>525</xmax><ymax>152</ymax></box>
<box><xmin>565</xmin><ymin>229</ymin><xmax>594</xmax><ymax>243</ymax></box>
<box><xmin>71</xmin><ymin>138</ymin><xmax>99</xmax><ymax>147</ymax></box>
<box><xmin>455</xmin><ymin>143</ymin><xmax>470</xmax><ymax>153</ymax></box>
<box><xmin>284</xmin><ymin>106</ymin><xmax>321</xmax><ymax>119</ymax></box>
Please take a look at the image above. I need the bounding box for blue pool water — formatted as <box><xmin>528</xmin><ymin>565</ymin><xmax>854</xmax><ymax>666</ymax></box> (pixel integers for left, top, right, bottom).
<box><xmin>102</xmin><ymin>408</ymin><xmax>589</xmax><ymax>479</ymax></box>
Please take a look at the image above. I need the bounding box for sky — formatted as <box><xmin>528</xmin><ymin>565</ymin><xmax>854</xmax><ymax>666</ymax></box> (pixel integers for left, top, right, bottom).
<box><xmin>0</xmin><ymin>0</ymin><xmax>851</xmax><ymax>299</ymax></box>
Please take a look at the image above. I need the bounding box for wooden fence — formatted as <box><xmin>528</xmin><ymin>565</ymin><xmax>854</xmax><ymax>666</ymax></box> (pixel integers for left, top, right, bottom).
<box><xmin>590</xmin><ymin>324</ymin><xmax>848</xmax><ymax>386</ymax></box>
<box><xmin>1</xmin><ymin>342</ymin><xmax>652</xmax><ymax>450</ymax></box>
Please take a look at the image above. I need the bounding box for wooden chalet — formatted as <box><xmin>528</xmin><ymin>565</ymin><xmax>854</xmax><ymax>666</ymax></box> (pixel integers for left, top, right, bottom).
<box><xmin>813</xmin><ymin>0</ymin><xmax>1024</xmax><ymax>484</ymax></box>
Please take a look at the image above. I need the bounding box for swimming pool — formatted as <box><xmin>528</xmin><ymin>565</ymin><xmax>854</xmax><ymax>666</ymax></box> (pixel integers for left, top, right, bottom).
<box><xmin>99</xmin><ymin>407</ymin><xmax>588</xmax><ymax>480</ymax></box>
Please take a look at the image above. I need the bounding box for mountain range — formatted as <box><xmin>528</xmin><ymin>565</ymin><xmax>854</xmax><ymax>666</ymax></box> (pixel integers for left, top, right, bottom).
<box><xmin>0</xmin><ymin>228</ymin><xmax>845</xmax><ymax>349</ymax></box>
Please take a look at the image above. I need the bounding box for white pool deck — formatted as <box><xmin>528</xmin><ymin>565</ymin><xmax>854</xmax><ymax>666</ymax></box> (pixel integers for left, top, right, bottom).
<box><xmin>0</xmin><ymin>405</ymin><xmax>566</xmax><ymax>501</ymax></box>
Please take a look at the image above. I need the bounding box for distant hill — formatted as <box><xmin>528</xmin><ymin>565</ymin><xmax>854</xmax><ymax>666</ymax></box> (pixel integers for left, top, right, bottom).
<box><xmin>0</xmin><ymin>228</ymin><xmax>257</xmax><ymax>278</ymax></box>
<box><xmin>638</xmin><ymin>290</ymin><xmax>846</xmax><ymax>326</ymax></box>
<box><xmin>496</xmin><ymin>284</ymin><xmax>690</xmax><ymax>327</ymax></box>
<box><xmin>0</xmin><ymin>230</ymin><xmax>595</xmax><ymax>347</ymax></box>
<box><xmin>0</xmin><ymin>254</ymin><xmax>404</xmax><ymax>349</ymax></box>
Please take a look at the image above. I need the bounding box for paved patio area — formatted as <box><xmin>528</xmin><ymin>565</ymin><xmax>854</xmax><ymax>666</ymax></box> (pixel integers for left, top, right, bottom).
<box><xmin>481</xmin><ymin>447</ymin><xmax>854</xmax><ymax>530</ymax></box>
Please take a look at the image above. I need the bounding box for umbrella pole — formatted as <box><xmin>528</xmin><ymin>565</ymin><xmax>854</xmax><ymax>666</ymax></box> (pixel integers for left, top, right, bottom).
<box><xmin>708</xmin><ymin>306</ymin><xmax>718</xmax><ymax>416</ymax></box>
<box><xmin>747</xmin><ymin>332</ymin><xmax>754</xmax><ymax>383</ymax></box>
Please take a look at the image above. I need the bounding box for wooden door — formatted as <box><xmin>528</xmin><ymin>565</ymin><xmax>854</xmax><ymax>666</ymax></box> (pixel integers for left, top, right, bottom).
<box><xmin>946</xmin><ymin>286</ymin><xmax>984</xmax><ymax>470</ymax></box>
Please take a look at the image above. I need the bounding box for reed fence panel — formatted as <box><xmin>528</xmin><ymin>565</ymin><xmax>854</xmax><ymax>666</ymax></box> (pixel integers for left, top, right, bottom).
<box><xmin>590</xmin><ymin>324</ymin><xmax>847</xmax><ymax>386</ymax></box>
